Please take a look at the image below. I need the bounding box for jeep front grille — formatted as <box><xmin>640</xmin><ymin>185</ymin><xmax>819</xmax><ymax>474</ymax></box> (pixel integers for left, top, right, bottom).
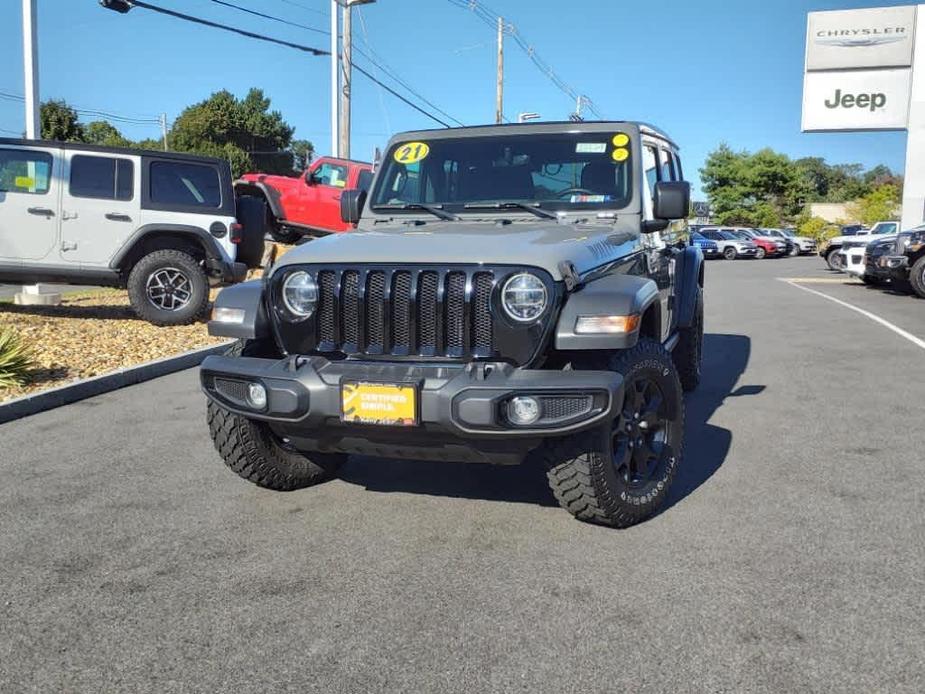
<box><xmin>311</xmin><ymin>267</ymin><xmax>496</xmax><ymax>358</ymax></box>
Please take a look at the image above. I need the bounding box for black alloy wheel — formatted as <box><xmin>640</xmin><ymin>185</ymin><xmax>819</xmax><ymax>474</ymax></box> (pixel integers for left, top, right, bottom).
<box><xmin>610</xmin><ymin>374</ymin><xmax>674</xmax><ymax>489</ymax></box>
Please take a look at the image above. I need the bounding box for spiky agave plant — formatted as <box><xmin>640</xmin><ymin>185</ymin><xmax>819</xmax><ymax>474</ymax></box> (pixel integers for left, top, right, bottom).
<box><xmin>0</xmin><ymin>328</ymin><xmax>34</xmax><ymax>388</ymax></box>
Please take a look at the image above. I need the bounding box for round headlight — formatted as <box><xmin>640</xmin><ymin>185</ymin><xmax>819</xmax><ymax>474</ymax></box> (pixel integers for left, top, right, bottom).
<box><xmin>282</xmin><ymin>271</ymin><xmax>318</xmax><ymax>318</ymax></box>
<box><xmin>502</xmin><ymin>272</ymin><xmax>548</xmax><ymax>323</ymax></box>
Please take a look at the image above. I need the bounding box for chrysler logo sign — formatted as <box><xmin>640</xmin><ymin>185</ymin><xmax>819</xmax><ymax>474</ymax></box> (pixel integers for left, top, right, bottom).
<box><xmin>806</xmin><ymin>6</ymin><xmax>916</xmax><ymax>71</ymax></box>
<box><xmin>815</xmin><ymin>26</ymin><xmax>908</xmax><ymax>49</ymax></box>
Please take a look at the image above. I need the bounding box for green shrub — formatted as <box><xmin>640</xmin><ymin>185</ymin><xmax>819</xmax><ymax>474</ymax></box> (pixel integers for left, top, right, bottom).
<box><xmin>0</xmin><ymin>328</ymin><xmax>34</xmax><ymax>388</ymax></box>
<box><xmin>799</xmin><ymin>216</ymin><xmax>840</xmax><ymax>244</ymax></box>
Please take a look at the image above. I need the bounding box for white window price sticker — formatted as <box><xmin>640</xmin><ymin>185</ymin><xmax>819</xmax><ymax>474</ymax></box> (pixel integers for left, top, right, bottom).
<box><xmin>576</xmin><ymin>143</ymin><xmax>607</xmax><ymax>154</ymax></box>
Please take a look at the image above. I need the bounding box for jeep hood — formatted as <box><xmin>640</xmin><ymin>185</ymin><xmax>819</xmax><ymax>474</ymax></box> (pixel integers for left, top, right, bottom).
<box><xmin>272</xmin><ymin>221</ymin><xmax>642</xmax><ymax>281</ymax></box>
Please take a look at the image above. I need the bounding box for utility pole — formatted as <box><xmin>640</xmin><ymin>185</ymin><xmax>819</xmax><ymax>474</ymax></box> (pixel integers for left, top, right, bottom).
<box><xmin>337</xmin><ymin>0</ymin><xmax>375</xmax><ymax>160</ymax></box>
<box><xmin>160</xmin><ymin>113</ymin><xmax>168</xmax><ymax>151</ymax></box>
<box><xmin>339</xmin><ymin>2</ymin><xmax>352</xmax><ymax>159</ymax></box>
<box><xmin>495</xmin><ymin>16</ymin><xmax>504</xmax><ymax>124</ymax></box>
<box><xmin>22</xmin><ymin>0</ymin><xmax>39</xmax><ymax>139</ymax></box>
<box><xmin>330</xmin><ymin>0</ymin><xmax>340</xmax><ymax>157</ymax></box>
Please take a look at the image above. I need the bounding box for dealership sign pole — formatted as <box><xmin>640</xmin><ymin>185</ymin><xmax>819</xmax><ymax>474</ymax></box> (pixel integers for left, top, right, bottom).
<box><xmin>802</xmin><ymin>5</ymin><xmax>923</xmax><ymax>229</ymax></box>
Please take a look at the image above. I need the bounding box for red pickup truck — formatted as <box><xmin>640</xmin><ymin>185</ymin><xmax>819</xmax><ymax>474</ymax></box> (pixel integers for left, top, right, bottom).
<box><xmin>235</xmin><ymin>156</ymin><xmax>373</xmax><ymax>243</ymax></box>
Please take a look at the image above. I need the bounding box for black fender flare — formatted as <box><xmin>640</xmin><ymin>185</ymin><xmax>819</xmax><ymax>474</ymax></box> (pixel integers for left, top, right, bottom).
<box><xmin>109</xmin><ymin>224</ymin><xmax>226</xmax><ymax>271</ymax></box>
<box><xmin>554</xmin><ymin>273</ymin><xmax>660</xmax><ymax>350</ymax></box>
<box><xmin>234</xmin><ymin>179</ymin><xmax>286</xmax><ymax>221</ymax></box>
<box><xmin>674</xmin><ymin>245</ymin><xmax>704</xmax><ymax>329</ymax></box>
<box><xmin>208</xmin><ymin>280</ymin><xmax>270</xmax><ymax>340</ymax></box>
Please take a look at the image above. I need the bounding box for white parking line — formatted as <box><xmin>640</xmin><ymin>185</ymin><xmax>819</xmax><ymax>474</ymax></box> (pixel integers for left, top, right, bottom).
<box><xmin>781</xmin><ymin>279</ymin><xmax>925</xmax><ymax>352</ymax></box>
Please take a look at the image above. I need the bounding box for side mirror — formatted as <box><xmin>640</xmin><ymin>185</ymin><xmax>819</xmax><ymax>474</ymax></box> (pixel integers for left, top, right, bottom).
<box><xmin>305</xmin><ymin>170</ymin><xmax>318</xmax><ymax>186</ymax></box>
<box><xmin>652</xmin><ymin>181</ymin><xmax>691</xmax><ymax>221</ymax></box>
<box><xmin>340</xmin><ymin>189</ymin><xmax>367</xmax><ymax>225</ymax></box>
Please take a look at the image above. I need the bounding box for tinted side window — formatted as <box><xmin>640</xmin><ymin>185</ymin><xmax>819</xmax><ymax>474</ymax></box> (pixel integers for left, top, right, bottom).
<box><xmin>673</xmin><ymin>152</ymin><xmax>684</xmax><ymax>180</ymax></box>
<box><xmin>643</xmin><ymin>145</ymin><xmax>659</xmax><ymax>192</ymax></box>
<box><xmin>70</xmin><ymin>155</ymin><xmax>134</xmax><ymax>200</ymax></box>
<box><xmin>0</xmin><ymin>149</ymin><xmax>52</xmax><ymax>195</ymax></box>
<box><xmin>357</xmin><ymin>169</ymin><xmax>373</xmax><ymax>192</ymax></box>
<box><xmin>658</xmin><ymin>149</ymin><xmax>676</xmax><ymax>182</ymax></box>
<box><xmin>150</xmin><ymin>161</ymin><xmax>221</xmax><ymax>208</ymax></box>
<box><xmin>313</xmin><ymin>162</ymin><xmax>349</xmax><ymax>188</ymax></box>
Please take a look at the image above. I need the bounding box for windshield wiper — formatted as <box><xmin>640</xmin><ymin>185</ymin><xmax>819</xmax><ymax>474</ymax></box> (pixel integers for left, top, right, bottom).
<box><xmin>463</xmin><ymin>201</ymin><xmax>558</xmax><ymax>220</ymax></box>
<box><xmin>371</xmin><ymin>203</ymin><xmax>459</xmax><ymax>221</ymax></box>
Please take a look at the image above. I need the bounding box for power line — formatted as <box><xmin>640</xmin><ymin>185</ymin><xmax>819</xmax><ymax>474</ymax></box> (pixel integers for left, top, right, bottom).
<box><xmin>445</xmin><ymin>0</ymin><xmax>604</xmax><ymax>119</ymax></box>
<box><xmin>124</xmin><ymin>0</ymin><xmax>329</xmax><ymax>55</ymax></box>
<box><xmin>270</xmin><ymin>0</ymin><xmax>327</xmax><ymax>17</ymax></box>
<box><xmin>354</xmin><ymin>8</ymin><xmax>465</xmax><ymax>127</ymax></box>
<box><xmin>0</xmin><ymin>90</ymin><xmax>163</xmax><ymax>125</ymax></box>
<box><xmin>208</xmin><ymin>0</ymin><xmax>328</xmax><ymax>36</ymax></box>
<box><xmin>189</xmin><ymin>0</ymin><xmax>463</xmax><ymax>127</ymax></box>
<box><xmin>352</xmin><ymin>63</ymin><xmax>450</xmax><ymax>127</ymax></box>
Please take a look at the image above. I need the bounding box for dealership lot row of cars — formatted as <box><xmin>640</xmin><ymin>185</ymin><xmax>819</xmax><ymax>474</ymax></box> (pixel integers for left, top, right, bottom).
<box><xmin>822</xmin><ymin>220</ymin><xmax>925</xmax><ymax>298</ymax></box>
<box><xmin>690</xmin><ymin>226</ymin><xmax>816</xmax><ymax>260</ymax></box>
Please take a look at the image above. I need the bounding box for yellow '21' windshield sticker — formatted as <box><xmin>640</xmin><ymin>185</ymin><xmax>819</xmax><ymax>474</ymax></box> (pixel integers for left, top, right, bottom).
<box><xmin>394</xmin><ymin>142</ymin><xmax>430</xmax><ymax>165</ymax></box>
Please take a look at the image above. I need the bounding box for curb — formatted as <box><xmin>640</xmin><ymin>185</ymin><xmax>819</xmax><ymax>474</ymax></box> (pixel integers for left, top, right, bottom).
<box><xmin>0</xmin><ymin>342</ymin><xmax>231</xmax><ymax>425</ymax></box>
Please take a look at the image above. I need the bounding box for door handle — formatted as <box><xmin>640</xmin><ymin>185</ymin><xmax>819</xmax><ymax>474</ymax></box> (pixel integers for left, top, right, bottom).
<box><xmin>27</xmin><ymin>207</ymin><xmax>54</xmax><ymax>216</ymax></box>
<box><xmin>105</xmin><ymin>212</ymin><xmax>132</xmax><ymax>222</ymax></box>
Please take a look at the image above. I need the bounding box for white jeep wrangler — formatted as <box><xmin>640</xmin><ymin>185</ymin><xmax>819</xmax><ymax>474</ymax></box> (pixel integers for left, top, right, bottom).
<box><xmin>0</xmin><ymin>139</ymin><xmax>264</xmax><ymax>325</ymax></box>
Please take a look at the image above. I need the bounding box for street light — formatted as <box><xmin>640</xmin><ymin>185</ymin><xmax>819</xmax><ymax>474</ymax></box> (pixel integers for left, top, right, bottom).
<box><xmin>99</xmin><ymin>0</ymin><xmax>132</xmax><ymax>12</ymax></box>
<box><xmin>517</xmin><ymin>112</ymin><xmax>541</xmax><ymax>123</ymax></box>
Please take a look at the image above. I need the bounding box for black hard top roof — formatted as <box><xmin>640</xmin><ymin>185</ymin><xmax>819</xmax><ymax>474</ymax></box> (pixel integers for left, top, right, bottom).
<box><xmin>388</xmin><ymin>121</ymin><xmax>679</xmax><ymax>150</ymax></box>
<box><xmin>0</xmin><ymin>137</ymin><xmax>228</xmax><ymax>165</ymax></box>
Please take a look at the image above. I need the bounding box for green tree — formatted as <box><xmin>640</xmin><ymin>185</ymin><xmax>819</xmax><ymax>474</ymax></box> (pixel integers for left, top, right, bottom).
<box><xmin>169</xmin><ymin>88</ymin><xmax>297</xmax><ymax>177</ymax></box>
<box><xmin>847</xmin><ymin>184</ymin><xmax>901</xmax><ymax>226</ymax></box>
<box><xmin>291</xmin><ymin>139</ymin><xmax>314</xmax><ymax>171</ymax></box>
<box><xmin>40</xmin><ymin>99</ymin><xmax>84</xmax><ymax>141</ymax></box>
<box><xmin>84</xmin><ymin>120</ymin><xmax>131</xmax><ymax>148</ymax></box>
<box><xmin>798</xmin><ymin>216</ymin><xmax>840</xmax><ymax>244</ymax></box>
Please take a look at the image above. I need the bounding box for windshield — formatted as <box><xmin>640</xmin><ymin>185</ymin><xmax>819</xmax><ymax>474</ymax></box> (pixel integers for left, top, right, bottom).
<box><xmin>370</xmin><ymin>132</ymin><xmax>634</xmax><ymax>214</ymax></box>
<box><xmin>719</xmin><ymin>232</ymin><xmax>740</xmax><ymax>240</ymax></box>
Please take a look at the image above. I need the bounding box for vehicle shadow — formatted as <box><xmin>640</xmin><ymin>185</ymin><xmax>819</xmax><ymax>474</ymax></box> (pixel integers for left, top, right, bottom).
<box><xmin>661</xmin><ymin>333</ymin><xmax>755</xmax><ymax>512</ymax></box>
<box><xmin>339</xmin><ymin>333</ymin><xmax>754</xmax><ymax>512</ymax></box>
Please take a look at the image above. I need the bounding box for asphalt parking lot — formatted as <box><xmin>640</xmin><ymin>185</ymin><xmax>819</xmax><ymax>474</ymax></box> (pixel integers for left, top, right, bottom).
<box><xmin>1</xmin><ymin>255</ymin><xmax>923</xmax><ymax>693</ymax></box>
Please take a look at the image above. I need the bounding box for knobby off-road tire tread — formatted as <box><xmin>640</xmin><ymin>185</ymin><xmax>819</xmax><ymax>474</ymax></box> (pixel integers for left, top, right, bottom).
<box><xmin>206</xmin><ymin>340</ymin><xmax>344</xmax><ymax>490</ymax></box>
<box><xmin>543</xmin><ymin>339</ymin><xmax>685</xmax><ymax>528</ymax></box>
<box><xmin>909</xmin><ymin>256</ymin><xmax>925</xmax><ymax>299</ymax></box>
<box><xmin>673</xmin><ymin>286</ymin><xmax>703</xmax><ymax>392</ymax></box>
<box><xmin>127</xmin><ymin>249</ymin><xmax>209</xmax><ymax>326</ymax></box>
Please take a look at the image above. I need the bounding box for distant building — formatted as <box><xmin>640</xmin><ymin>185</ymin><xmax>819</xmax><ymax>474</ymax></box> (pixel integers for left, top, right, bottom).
<box><xmin>809</xmin><ymin>202</ymin><xmax>855</xmax><ymax>223</ymax></box>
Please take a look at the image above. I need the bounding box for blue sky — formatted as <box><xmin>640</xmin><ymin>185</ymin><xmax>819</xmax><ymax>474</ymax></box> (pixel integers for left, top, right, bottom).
<box><xmin>0</xmin><ymin>0</ymin><xmax>913</xmax><ymax>197</ymax></box>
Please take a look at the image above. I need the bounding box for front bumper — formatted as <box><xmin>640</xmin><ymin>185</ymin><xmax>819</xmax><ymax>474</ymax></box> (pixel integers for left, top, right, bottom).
<box><xmin>842</xmin><ymin>249</ymin><xmax>867</xmax><ymax>278</ymax></box>
<box><xmin>882</xmin><ymin>255</ymin><xmax>910</xmax><ymax>280</ymax></box>
<box><xmin>201</xmin><ymin>355</ymin><xmax>623</xmax><ymax>463</ymax></box>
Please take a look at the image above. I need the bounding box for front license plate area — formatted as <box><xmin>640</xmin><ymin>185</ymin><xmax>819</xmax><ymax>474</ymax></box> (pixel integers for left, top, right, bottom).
<box><xmin>341</xmin><ymin>381</ymin><xmax>418</xmax><ymax>426</ymax></box>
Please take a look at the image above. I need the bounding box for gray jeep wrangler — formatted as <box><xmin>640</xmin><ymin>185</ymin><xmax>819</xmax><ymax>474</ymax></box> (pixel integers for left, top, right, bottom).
<box><xmin>200</xmin><ymin>122</ymin><xmax>704</xmax><ymax>527</ymax></box>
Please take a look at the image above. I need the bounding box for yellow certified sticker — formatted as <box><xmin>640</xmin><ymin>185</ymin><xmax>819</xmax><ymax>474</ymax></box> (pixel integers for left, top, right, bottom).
<box><xmin>14</xmin><ymin>176</ymin><xmax>34</xmax><ymax>189</ymax></box>
<box><xmin>393</xmin><ymin>141</ymin><xmax>430</xmax><ymax>165</ymax></box>
<box><xmin>342</xmin><ymin>382</ymin><xmax>418</xmax><ymax>426</ymax></box>
<box><xmin>612</xmin><ymin>148</ymin><xmax>630</xmax><ymax>162</ymax></box>
<box><xmin>612</xmin><ymin>133</ymin><xmax>630</xmax><ymax>147</ymax></box>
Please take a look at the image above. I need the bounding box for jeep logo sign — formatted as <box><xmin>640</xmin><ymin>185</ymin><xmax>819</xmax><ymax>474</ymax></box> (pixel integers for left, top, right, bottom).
<box><xmin>806</xmin><ymin>6</ymin><xmax>916</xmax><ymax>71</ymax></box>
<box><xmin>802</xmin><ymin>68</ymin><xmax>911</xmax><ymax>132</ymax></box>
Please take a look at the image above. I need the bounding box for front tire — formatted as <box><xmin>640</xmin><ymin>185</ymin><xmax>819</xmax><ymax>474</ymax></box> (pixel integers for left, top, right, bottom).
<box><xmin>826</xmin><ymin>250</ymin><xmax>844</xmax><ymax>271</ymax></box>
<box><xmin>755</xmin><ymin>247</ymin><xmax>767</xmax><ymax>260</ymax></box>
<box><xmin>543</xmin><ymin>339</ymin><xmax>684</xmax><ymax>528</ymax></box>
<box><xmin>206</xmin><ymin>341</ymin><xmax>345</xmax><ymax>490</ymax></box>
<box><xmin>673</xmin><ymin>286</ymin><xmax>703</xmax><ymax>392</ymax></box>
<box><xmin>723</xmin><ymin>247</ymin><xmax>737</xmax><ymax>260</ymax></box>
<box><xmin>127</xmin><ymin>249</ymin><xmax>209</xmax><ymax>326</ymax></box>
<box><xmin>789</xmin><ymin>245</ymin><xmax>800</xmax><ymax>257</ymax></box>
<box><xmin>909</xmin><ymin>256</ymin><xmax>925</xmax><ymax>298</ymax></box>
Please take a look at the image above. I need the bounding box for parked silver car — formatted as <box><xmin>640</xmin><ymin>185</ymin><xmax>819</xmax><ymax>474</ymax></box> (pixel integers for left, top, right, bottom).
<box><xmin>698</xmin><ymin>228</ymin><xmax>759</xmax><ymax>260</ymax></box>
